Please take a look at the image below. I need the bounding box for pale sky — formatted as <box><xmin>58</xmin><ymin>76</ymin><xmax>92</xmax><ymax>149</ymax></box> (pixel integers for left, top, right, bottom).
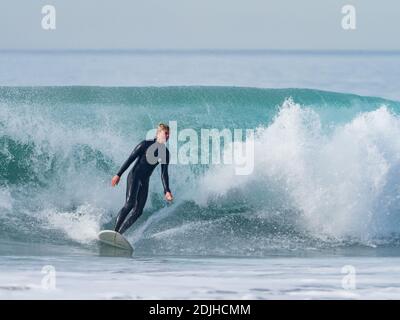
<box><xmin>0</xmin><ymin>0</ymin><xmax>398</xmax><ymax>50</ymax></box>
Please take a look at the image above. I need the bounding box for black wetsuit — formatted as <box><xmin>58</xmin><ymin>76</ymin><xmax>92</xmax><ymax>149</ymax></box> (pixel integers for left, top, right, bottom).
<box><xmin>114</xmin><ymin>138</ymin><xmax>171</xmax><ymax>234</ymax></box>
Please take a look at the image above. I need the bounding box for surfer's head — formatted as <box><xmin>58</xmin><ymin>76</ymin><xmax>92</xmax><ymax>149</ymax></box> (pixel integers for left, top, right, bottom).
<box><xmin>156</xmin><ymin>123</ymin><xmax>170</xmax><ymax>144</ymax></box>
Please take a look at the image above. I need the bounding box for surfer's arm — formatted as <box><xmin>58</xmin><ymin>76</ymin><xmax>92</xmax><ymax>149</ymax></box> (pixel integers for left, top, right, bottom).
<box><xmin>161</xmin><ymin>149</ymin><xmax>171</xmax><ymax>194</ymax></box>
<box><xmin>116</xmin><ymin>140</ymin><xmax>145</xmax><ymax>177</ymax></box>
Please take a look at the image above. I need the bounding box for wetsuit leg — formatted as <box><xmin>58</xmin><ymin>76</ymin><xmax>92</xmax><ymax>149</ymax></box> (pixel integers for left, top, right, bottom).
<box><xmin>114</xmin><ymin>170</ymin><xmax>141</xmax><ymax>232</ymax></box>
<box><xmin>118</xmin><ymin>179</ymin><xmax>149</xmax><ymax>235</ymax></box>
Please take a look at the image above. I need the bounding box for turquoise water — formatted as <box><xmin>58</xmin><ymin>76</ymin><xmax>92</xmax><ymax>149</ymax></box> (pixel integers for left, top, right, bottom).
<box><xmin>2</xmin><ymin>86</ymin><xmax>400</xmax><ymax>256</ymax></box>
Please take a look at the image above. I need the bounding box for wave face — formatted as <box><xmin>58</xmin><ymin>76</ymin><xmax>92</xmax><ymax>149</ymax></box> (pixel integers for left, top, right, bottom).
<box><xmin>1</xmin><ymin>86</ymin><xmax>400</xmax><ymax>256</ymax></box>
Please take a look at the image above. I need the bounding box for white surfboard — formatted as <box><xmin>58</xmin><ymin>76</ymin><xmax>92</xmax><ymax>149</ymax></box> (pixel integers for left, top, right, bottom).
<box><xmin>98</xmin><ymin>230</ymin><xmax>134</xmax><ymax>252</ymax></box>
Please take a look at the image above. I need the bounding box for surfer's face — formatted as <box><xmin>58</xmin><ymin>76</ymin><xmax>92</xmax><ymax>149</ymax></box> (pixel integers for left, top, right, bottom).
<box><xmin>157</xmin><ymin>129</ymin><xmax>169</xmax><ymax>144</ymax></box>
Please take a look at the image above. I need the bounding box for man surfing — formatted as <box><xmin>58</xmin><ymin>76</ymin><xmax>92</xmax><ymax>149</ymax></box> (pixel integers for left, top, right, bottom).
<box><xmin>111</xmin><ymin>123</ymin><xmax>173</xmax><ymax>235</ymax></box>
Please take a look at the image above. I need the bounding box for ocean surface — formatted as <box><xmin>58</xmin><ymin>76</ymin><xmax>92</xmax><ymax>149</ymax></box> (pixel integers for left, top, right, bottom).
<box><xmin>1</xmin><ymin>51</ymin><xmax>400</xmax><ymax>299</ymax></box>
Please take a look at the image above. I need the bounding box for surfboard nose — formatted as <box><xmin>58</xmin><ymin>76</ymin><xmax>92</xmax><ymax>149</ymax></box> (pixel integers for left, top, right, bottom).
<box><xmin>98</xmin><ymin>230</ymin><xmax>134</xmax><ymax>252</ymax></box>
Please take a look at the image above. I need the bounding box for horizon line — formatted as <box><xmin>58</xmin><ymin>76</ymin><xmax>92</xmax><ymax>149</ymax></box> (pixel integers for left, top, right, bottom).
<box><xmin>1</xmin><ymin>48</ymin><xmax>400</xmax><ymax>55</ymax></box>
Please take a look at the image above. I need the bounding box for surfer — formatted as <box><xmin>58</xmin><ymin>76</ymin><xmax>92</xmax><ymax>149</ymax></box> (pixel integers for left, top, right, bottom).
<box><xmin>111</xmin><ymin>123</ymin><xmax>173</xmax><ymax>234</ymax></box>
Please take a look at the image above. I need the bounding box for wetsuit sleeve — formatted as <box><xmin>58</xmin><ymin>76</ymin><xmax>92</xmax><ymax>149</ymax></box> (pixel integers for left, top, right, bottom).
<box><xmin>161</xmin><ymin>149</ymin><xmax>171</xmax><ymax>194</ymax></box>
<box><xmin>116</xmin><ymin>140</ymin><xmax>145</xmax><ymax>177</ymax></box>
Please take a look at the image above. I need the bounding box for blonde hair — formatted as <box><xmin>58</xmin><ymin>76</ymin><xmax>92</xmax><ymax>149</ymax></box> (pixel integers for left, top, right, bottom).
<box><xmin>157</xmin><ymin>123</ymin><xmax>170</xmax><ymax>133</ymax></box>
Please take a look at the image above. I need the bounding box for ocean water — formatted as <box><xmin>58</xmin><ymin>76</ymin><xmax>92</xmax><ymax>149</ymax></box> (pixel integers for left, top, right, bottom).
<box><xmin>1</xmin><ymin>51</ymin><xmax>400</xmax><ymax>299</ymax></box>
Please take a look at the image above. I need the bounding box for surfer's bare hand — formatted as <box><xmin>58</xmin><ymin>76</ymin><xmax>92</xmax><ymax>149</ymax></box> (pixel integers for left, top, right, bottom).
<box><xmin>165</xmin><ymin>192</ymin><xmax>173</xmax><ymax>202</ymax></box>
<box><xmin>111</xmin><ymin>175</ymin><xmax>120</xmax><ymax>187</ymax></box>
